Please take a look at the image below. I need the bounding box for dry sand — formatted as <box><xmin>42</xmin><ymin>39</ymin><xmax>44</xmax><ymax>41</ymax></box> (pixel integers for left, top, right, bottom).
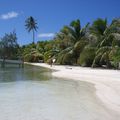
<box><xmin>25</xmin><ymin>63</ymin><xmax>120</xmax><ymax>113</ymax></box>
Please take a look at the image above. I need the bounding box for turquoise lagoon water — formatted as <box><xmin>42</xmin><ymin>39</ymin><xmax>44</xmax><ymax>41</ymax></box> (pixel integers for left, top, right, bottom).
<box><xmin>0</xmin><ymin>65</ymin><xmax>119</xmax><ymax>120</ymax></box>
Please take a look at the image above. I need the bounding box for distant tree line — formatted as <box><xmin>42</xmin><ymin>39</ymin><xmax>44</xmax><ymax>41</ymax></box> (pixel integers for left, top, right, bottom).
<box><xmin>1</xmin><ymin>17</ymin><xmax>120</xmax><ymax>69</ymax></box>
<box><xmin>22</xmin><ymin>17</ymin><xmax>120</xmax><ymax>69</ymax></box>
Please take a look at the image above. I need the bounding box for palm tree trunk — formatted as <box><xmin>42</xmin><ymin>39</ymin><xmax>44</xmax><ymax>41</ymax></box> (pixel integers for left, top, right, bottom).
<box><xmin>33</xmin><ymin>30</ymin><xmax>35</xmax><ymax>44</ymax></box>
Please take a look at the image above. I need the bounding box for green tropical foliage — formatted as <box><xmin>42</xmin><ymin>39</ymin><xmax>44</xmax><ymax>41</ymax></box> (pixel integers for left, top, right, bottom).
<box><xmin>22</xmin><ymin>43</ymin><xmax>43</xmax><ymax>62</ymax></box>
<box><xmin>0</xmin><ymin>31</ymin><xmax>19</xmax><ymax>60</ymax></box>
<box><xmin>78</xmin><ymin>47</ymin><xmax>96</xmax><ymax>67</ymax></box>
<box><xmin>1</xmin><ymin>17</ymin><xmax>120</xmax><ymax>69</ymax></box>
<box><xmin>22</xmin><ymin>18</ymin><xmax>120</xmax><ymax>69</ymax></box>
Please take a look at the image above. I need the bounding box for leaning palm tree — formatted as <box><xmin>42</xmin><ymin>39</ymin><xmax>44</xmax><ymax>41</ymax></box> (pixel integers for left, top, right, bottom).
<box><xmin>25</xmin><ymin>16</ymin><xmax>38</xmax><ymax>44</ymax></box>
<box><xmin>92</xmin><ymin>19</ymin><xmax>120</xmax><ymax>68</ymax></box>
<box><xmin>89</xmin><ymin>18</ymin><xmax>108</xmax><ymax>47</ymax></box>
<box><xmin>55</xmin><ymin>19</ymin><xmax>89</xmax><ymax>50</ymax></box>
<box><xmin>60</xmin><ymin>19</ymin><xmax>89</xmax><ymax>44</ymax></box>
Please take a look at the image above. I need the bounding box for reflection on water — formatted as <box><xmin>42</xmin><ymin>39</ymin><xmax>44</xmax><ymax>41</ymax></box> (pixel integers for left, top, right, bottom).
<box><xmin>0</xmin><ymin>65</ymin><xmax>119</xmax><ymax>120</ymax></box>
<box><xmin>0</xmin><ymin>65</ymin><xmax>52</xmax><ymax>82</ymax></box>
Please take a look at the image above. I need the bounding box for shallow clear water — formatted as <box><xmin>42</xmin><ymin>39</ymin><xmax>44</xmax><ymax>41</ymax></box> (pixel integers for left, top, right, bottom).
<box><xmin>0</xmin><ymin>65</ymin><xmax>119</xmax><ymax>120</ymax></box>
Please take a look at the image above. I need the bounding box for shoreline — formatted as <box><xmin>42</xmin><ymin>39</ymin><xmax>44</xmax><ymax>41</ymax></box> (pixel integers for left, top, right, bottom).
<box><xmin>25</xmin><ymin>62</ymin><xmax>120</xmax><ymax>113</ymax></box>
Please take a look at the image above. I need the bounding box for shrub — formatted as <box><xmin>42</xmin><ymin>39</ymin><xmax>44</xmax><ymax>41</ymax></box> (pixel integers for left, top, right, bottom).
<box><xmin>32</xmin><ymin>54</ymin><xmax>43</xmax><ymax>62</ymax></box>
<box><xmin>73</xmin><ymin>40</ymin><xmax>88</xmax><ymax>54</ymax></box>
<box><xmin>56</xmin><ymin>54</ymin><xmax>65</xmax><ymax>64</ymax></box>
<box><xmin>44</xmin><ymin>51</ymin><xmax>53</xmax><ymax>62</ymax></box>
<box><xmin>24</xmin><ymin>53</ymin><xmax>43</xmax><ymax>62</ymax></box>
<box><xmin>110</xmin><ymin>47</ymin><xmax>120</xmax><ymax>68</ymax></box>
<box><xmin>56</xmin><ymin>47</ymin><xmax>73</xmax><ymax>64</ymax></box>
<box><xmin>77</xmin><ymin>47</ymin><xmax>96</xmax><ymax>67</ymax></box>
<box><xmin>73</xmin><ymin>40</ymin><xmax>88</xmax><ymax>61</ymax></box>
<box><xmin>62</xmin><ymin>52</ymin><xmax>76</xmax><ymax>65</ymax></box>
<box><xmin>24</xmin><ymin>54</ymin><xmax>32</xmax><ymax>62</ymax></box>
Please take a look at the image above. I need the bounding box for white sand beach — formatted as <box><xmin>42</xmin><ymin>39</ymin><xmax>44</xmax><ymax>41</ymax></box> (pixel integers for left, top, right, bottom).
<box><xmin>25</xmin><ymin>62</ymin><xmax>120</xmax><ymax>113</ymax></box>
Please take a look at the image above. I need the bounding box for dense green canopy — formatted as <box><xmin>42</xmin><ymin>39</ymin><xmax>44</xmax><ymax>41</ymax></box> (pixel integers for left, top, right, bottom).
<box><xmin>1</xmin><ymin>18</ymin><xmax>120</xmax><ymax>69</ymax></box>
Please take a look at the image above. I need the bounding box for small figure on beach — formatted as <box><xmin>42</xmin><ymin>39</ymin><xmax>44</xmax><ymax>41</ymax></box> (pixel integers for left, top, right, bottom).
<box><xmin>52</xmin><ymin>59</ymin><xmax>56</xmax><ymax>64</ymax></box>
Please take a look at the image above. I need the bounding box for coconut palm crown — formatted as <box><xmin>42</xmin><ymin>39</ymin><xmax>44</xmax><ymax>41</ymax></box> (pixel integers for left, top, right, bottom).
<box><xmin>25</xmin><ymin>16</ymin><xmax>38</xmax><ymax>44</ymax></box>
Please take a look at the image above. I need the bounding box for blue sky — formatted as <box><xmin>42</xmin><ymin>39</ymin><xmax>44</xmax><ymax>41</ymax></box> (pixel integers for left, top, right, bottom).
<box><xmin>0</xmin><ymin>0</ymin><xmax>120</xmax><ymax>45</ymax></box>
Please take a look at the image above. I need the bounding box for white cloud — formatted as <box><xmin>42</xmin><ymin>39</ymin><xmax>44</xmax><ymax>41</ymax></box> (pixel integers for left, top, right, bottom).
<box><xmin>0</xmin><ymin>11</ymin><xmax>19</xmax><ymax>20</ymax></box>
<box><xmin>38</xmin><ymin>33</ymin><xmax>55</xmax><ymax>38</ymax></box>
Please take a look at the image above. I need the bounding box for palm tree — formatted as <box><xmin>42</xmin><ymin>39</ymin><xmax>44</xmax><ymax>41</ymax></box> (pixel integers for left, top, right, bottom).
<box><xmin>55</xmin><ymin>19</ymin><xmax>89</xmax><ymax>50</ymax></box>
<box><xmin>60</xmin><ymin>19</ymin><xmax>89</xmax><ymax>44</ymax></box>
<box><xmin>89</xmin><ymin>18</ymin><xmax>108</xmax><ymax>47</ymax></box>
<box><xmin>90</xmin><ymin>18</ymin><xmax>107</xmax><ymax>35</ymax></box>
<box><xmin>54</xmin><ymin>19</ymin><xmax>90</xmax><ymax>64</ymax></box>
<box><xmin>92</xmin><ymin>18</ymin><xmax>120</xmax><ymax>68</ymax></box>
<box><xmin>25</xmin><ymin>16</ymin><xmax>38</xmax><ymax>44</ymax></box>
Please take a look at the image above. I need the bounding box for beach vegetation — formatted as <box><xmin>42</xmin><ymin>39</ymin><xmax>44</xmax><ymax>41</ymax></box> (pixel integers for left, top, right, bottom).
<box><xmin>1</xmin><ymin>18</ymin><xmax>120</xmax><ymax>69</ymax></box>
<box><xmin>25</xmin><ymin>16</ymin><xmax>38</xmax><ymax>44</ymax></box>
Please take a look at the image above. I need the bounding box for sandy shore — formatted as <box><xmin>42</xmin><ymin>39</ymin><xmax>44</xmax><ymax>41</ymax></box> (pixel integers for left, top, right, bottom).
<box><xmin>25</xmin><ymin>62</ymin><xmax>120</xmax><ymax>113</ymax></box>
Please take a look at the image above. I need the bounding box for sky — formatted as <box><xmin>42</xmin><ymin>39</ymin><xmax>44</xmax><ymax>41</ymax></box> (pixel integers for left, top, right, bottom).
<box><xmin>0</xmin><ymin>0</ymin><xmax>120</xmax><ymax>45</ymax></box>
